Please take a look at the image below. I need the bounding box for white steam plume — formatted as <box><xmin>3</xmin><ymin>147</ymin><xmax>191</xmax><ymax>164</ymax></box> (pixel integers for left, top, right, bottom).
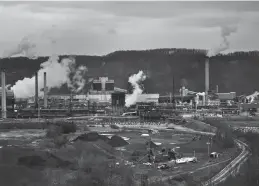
<box><xmin>1</xmin><ymin>36</ymin><xmax>38</xmax><ymax>59</ymax></box>
<box><xmin>68</xmin><ymin>63</ymin><xmax>88</xmax><ymax>93</ymax></box>
<box><xmin>125</xmin><ymin>70</ymin><xmax>146</xmax><ymax>107</ymax></box>
<box><xmin>207</xmin><ymin>25</ymin><xmax>238</xmax><ymax>57</ymax></box>
<box><xmin>11</xmin><ymin>55</ymin><xmax>88</xmax><ymax>98</ymax></box>
<box><xmin>11</xmin><ymin>55</ymin><xmax>75</xmax><ymax>98</ymax></box>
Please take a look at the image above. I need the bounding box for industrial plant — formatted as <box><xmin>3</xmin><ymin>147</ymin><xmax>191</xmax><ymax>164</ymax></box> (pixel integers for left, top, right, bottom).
<box><xmin>0</xmin><ymin>57</ymin><xmax>257</xmax><ymax>120</ymax></box>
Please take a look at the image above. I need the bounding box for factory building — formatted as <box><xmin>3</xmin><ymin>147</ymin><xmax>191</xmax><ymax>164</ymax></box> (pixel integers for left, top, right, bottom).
<box><xmin>90</xmin><ymin>77</ymin><xmax>115</xmax><ymax>93</ymax></box>
<box><xmin>217</xmin><ymin>92</ymin><xmax>236</xmax><ymax>101</ymax></box>
<box><xmin>88</xmin><ymin>77</ymin><xmax>127</xmax><ymax>105</ymax></box>
<box><xmin>0</xmin><ymin>88</ymin><xmax>15</xmax><ymax>111</ymax></box>
<box><xmin>127</xmin><ymin>94</ymin><xmax>159</xmax><ymax>104</ymax></box>
<box><xmin>216</xmin><ymin>92</ymin><xmax>237</xmax><ymax>107</ymax></box>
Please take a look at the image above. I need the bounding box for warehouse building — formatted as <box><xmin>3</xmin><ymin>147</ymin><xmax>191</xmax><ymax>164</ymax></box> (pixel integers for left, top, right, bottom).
<box><xmin>0</xmin><ymin>88</ymin><xmax>15</xmax><ymax>111</ymax></box>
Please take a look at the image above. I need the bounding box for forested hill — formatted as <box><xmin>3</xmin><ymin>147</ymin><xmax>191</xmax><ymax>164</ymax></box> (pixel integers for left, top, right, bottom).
<box><xmin>1</xmin><ymin>48</ymin><xmax>259</xmax><ymax>96</ymax></box>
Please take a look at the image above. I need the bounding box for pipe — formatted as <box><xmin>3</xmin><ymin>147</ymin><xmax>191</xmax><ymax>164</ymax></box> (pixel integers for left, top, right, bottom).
<box><xmin>43</xmin><ymin>72</ymin><xmax>47</xmax><ymax>108</ymax></box>
<box><xmin>1</xmin><ymin>71</ymin><xmax>6</xmax><ymax>119</ymax></box>
<box><xmin>205</xmin><ymin>59</ymin><xmax>210</xmax><ymax>105</ymax></box>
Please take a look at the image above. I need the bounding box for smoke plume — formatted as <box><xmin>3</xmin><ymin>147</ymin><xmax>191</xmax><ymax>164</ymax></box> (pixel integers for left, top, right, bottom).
<box><xmin>207</xmin><ymin>25</ymin><xmax>238</xmax><ymax>57</ymax></box>
<box><xmin>1</xmin><ymin>36</ymin><xmax>38</xmax><ymax>59</ymax></box>
<box><xmin>246</xmin><ymin>91</ymin><xmax>259</xmax><ymax>103</ymax></box>
<box><xmin>11</xmin><ymin>55</ymin><xmax>88</xmax><ymax>98</ymax></box>
<box><xmin>68</xmin><ymin>63</ymin><xmax>88</xmax><ymax>93</ymax></box>
<box><xmin>125</xmin><ymin>70</ymin><xmax>146</xmax><ymax>107</ymax></box>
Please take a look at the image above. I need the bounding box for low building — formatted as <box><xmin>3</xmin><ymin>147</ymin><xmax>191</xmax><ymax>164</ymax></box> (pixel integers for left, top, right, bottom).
<box><xmin>0</xmin><ymin>89</ymin><xmax>15</xmax><ymax>110</ymax></box>
<box><xmin>90</xmin><ymin>77</ymin><xmax>115</xmax><ymax>93</ymax></box>
<box><xmin>127</xmin><ymin>94</ymin><xmax>159</xmax><ymax>103</ymax></box>
<box><xmin>159</xmin><ymin>95</ymin><xmax>195</xmax><ymax>103</ymax></box>
<box><xmin>217</xmin><ymin>92</ymin><xmax>236</xmax><ymax>101</ymax></box>
<box><xmin>239</xmin><ymin>102</ymin><xmax>259</xmax><ymax>112</ymax></box>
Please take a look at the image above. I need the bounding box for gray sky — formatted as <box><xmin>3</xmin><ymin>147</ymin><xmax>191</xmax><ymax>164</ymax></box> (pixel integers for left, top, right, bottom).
<box><xmin>0</xmin><ymin>1</ymin><xmax>259</xmax><ymax>56</ymax></box>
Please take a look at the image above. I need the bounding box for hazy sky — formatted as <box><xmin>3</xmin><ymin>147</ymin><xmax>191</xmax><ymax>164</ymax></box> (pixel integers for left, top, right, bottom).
<box><xmin>0</xmin><ymin>1</ymin><xmax>259</xmax><ymax>56</ymax></box>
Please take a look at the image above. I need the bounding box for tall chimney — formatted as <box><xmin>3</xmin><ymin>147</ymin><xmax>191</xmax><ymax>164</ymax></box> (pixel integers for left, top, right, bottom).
<box><xmin>205</xmin><ymin>58</ymin><xmax>209</xmax><ymax>105</ymax></box>
<box><xmin>216</xmin><ymin>85</ymin><xmax>219</xmax><ymax>93</ymax></box>
<box><xmin>1</xmin><ymin>71</ymin><xmax>6</xmax><ymax>119</ymax></box>
<box><xmin>43</xmin><ymin>72</ymin><xmax>47</xmax><ymax>108</ymax></box>
<box><xmin>35</xmin><ymin>72</ymin><xmax>38</xmax><ymax>109</ymax></box>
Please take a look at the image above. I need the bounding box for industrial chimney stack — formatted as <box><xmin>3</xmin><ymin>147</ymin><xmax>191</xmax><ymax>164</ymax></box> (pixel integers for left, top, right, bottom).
<box><xmin>35</xmin><ymin>72</ymin><xmax>38</xmax><ymax>109</ymax></box>
<box><xmin>1</xmin><ymin>71</ymin><xmax>6</xmax><ymax>119</ymax></box>
<box><xmin>43</xmin><ymin>72</ymin><xmax>47</xmax><ymax>108</ymax></box>
<box><xmin>205</xmin><ymin>58</ymin><xmax>209</xmax><ymax>105</ymax></box>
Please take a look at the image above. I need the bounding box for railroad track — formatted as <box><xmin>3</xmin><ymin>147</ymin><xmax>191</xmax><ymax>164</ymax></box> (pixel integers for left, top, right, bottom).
<box><xmin>148</xmin><ymin>158</ymin><xmax>232</xmax><ymax>184</ymax></box>
<box><xmin>202</xmin><ymin>139</ymin><xmax>250</xmax><ymax>186</ymax></box>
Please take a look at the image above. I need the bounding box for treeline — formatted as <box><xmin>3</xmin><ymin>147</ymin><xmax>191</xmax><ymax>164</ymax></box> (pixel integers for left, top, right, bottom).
<box><xmin>1</xmin><ymin>48</ymin><xmax>259</xmax><ymax>95</ymax></box>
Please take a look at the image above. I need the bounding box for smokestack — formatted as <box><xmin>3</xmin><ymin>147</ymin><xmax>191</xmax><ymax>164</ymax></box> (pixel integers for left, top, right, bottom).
<box><xmin>216</xmin><ymin>85</ymin><xmax>219</xmax><ymax>93</ymax></box>
<box><xmin>44</xmin><ymin>72</ymin><xmax>47</xmax><ymax>108</ymax></box>
<box><xmin>1</xmin><ymin>71</ymin><xmax>6</xmax><ymax>119</ymax></box>
<box><xmin>205</xmin><ymin>58</ymin><xmax>209</xmax><ymax>105</ymax></box>
<box><xmin>35</xmin><ymin>72</ymin><xmax>38</xmax><ymax>109</ymax></box>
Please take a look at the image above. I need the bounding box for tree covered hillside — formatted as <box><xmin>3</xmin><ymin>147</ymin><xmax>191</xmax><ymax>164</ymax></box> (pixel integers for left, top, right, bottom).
<box><xmin>1</xmin><ymin>48</ymin><xmax>259</xmax><ymax>95</ymax></box>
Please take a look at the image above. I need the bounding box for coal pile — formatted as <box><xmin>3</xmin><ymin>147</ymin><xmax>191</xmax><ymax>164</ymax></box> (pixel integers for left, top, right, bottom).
<box><xmin>0</xmin><ymin>147</ymin><xmax>72</xmax><ymax>169</ymax></box>
<box><xmin>17</xmin><ymin>152</ymin><xmax>72</xmax><ymax>169</ymax></box>
<box><xmin>73</xmin><ymin>132</ymin><xmax>100</xmax><ymax>142</ymax></box>
<box><xmin>108</xmin><ymin>135</ymin><xmax>129</xmax><ymax>148</ymax></box>
<box><xmin>145</xmin><ymin>140</ymin><xmax>158</xmax><ymax>149</ymax></box>
<box><xmin>99</xmin><ymin>135</ymin><xmax>111</xmax><ymax>143</ymax></box>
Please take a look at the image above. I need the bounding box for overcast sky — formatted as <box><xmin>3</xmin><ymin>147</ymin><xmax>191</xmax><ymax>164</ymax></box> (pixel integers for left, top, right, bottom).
<box><xmin>0</xmin><ymin>1</ymin><xmax>259</xmax><ymax>56</ymax></box>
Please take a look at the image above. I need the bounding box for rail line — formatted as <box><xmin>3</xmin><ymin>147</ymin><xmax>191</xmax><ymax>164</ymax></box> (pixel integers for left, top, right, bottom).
<box><xmin>202</xmin><ymin>138</ymin><xmax>250</xmax><ymax>186</ymax></box>
<box><xmin>148</xmin><ymin>158</ymin><xmax>232</xmax><ymax>184</ymax></box>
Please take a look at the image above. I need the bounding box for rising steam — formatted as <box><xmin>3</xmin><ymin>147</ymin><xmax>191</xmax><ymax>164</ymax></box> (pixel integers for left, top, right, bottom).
<box><xmin>207</xmin><ymin>25</ymin><xmax>238</xmax><ymax>57</ymax></box>
<box><xmin>4</xmin><ymin>34</ymin><xmax>88</xmax><ymax>98</ymax></box>
<box><xmin>125</xmin><ymin>70</ymin><xmax>146</xmax><ymax>107</ymax></box>
<box><xmin>68</xmin><ymin>63</ymin><xmax>88</xmax><ymax>93</ymax></box>
<box><xmin>11</xmin><ymin>55</ymin><xmax>72</xmax><ymax>98</ymax></box>
<box><xmin>11</xmin><ymin>55</ymin><xmax>88</xmax><ymax>98</ymax></box>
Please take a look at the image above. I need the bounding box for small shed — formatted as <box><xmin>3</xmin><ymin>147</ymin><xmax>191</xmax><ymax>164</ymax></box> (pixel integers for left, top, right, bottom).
<box><xmin>210</xmin><ymin>152</ymin><xmax>220</xmax><ymax>158</ymax></box>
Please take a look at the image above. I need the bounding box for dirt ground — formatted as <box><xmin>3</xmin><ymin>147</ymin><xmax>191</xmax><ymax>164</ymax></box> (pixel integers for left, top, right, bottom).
<box><xmin>0</xmin><ymin>118</ymin><xmax>240</xmax><ymax>186</ymax></box>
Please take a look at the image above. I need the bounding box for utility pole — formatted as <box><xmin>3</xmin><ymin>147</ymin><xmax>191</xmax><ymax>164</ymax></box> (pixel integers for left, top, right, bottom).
<box><xmin>206</xmin><ymin>141</ymin><xmax>211</xmax><ymax>156</ymax></box>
